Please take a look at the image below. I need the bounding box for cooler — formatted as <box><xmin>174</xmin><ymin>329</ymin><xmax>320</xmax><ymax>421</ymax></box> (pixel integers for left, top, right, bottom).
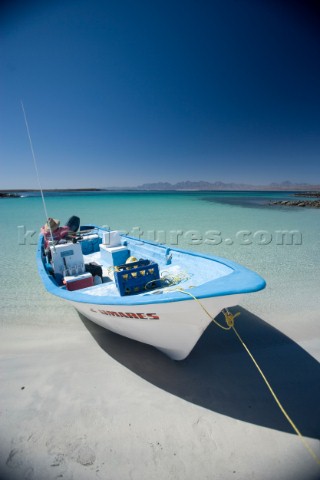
<box><xmin>79</xmin><ymin>234</ymin><xmax>102</xmax><ymax>254</ymax></box>
<box><xmin>99</xmin><ymin>244</ymin><xmax>129</xmax><ymax>266</ymax></box>
<box><xmin>50</xmin><ymin>243</ymin><xmax>84</xmax><ymax>276</ymax></box>
<box><xmin>64</xmin><ymin>272</ymin><xmax>93</xmax><ymax>291</ymax></box>
<box><xmin>101</xmin><ymin>230</ymin><xmax>121</xmax><ymax>247</ymax></box>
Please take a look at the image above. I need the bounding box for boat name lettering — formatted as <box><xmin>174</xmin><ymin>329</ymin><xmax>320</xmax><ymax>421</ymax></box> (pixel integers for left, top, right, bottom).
<box><xmin>90</xmin><ymin>308</ymin><xmax>159</xmax><ymax>320</ymax></box>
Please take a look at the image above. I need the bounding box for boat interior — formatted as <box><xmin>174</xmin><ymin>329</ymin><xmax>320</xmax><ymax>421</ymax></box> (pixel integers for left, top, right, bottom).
<box><xmin>42</xmin><ymin>227</ymin><xmax>234</xmax><ymax>298</ymax></box>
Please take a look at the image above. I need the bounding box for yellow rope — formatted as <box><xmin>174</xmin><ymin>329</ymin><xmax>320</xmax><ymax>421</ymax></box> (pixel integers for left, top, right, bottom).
<box><xmin>230</xmin><ymin>321</ymin><xmax>320</xmax><ymax>466</ymax></box>
<box><xmin>176</xmin><ymin>288</ymin><xmax>232</xmax><ymax>331</ymax></box>
<box><xmin>177</xmin><ymin>289</ymin><xmax>320</xmax><ymax>467</ymax></box>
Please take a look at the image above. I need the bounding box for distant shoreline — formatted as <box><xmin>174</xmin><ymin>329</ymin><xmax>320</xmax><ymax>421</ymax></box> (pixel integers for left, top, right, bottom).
<box><xmin>0</xmin><ymin>188</ymin><xmax>104</xmax><ymax>193</ymax></box>
<box><xmin>1</xmin><ymin>186</ymin><xmax>320</xmax><ymax>194</ymax></box>
<box><xmin>270</xmin><ymin>191</ymin><xmax>320</xmax><ymax>208</ymax></box>
<box><xmin>1</xmin><ymin>186</ymin><xmax>320</xmax><ymax>198</ymax></box>
<box><xmin>0</xmin><ymin>188</ymin><xmax>104</xmax><ymax>198</ymax></box>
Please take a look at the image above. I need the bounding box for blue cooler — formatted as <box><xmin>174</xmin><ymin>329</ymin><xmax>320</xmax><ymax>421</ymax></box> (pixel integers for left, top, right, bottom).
<box><xmin>99</xmin><ymin>244</ymin><xmax>129</xmax><ymax>266</ymax></box>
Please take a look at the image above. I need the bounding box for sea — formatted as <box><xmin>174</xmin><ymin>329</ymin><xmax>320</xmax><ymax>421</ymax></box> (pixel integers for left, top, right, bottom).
<box><xmin>0</xmin><ymin>190</ymin><xmax>319</xmax><ymax>335</ymax></box>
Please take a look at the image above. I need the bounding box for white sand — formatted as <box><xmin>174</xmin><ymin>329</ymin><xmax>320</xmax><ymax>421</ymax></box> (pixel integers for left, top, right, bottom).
<box><xmin>0</xmin><ymin>306</ymin><xmax>319</xmax><ymax>480</ymax></box>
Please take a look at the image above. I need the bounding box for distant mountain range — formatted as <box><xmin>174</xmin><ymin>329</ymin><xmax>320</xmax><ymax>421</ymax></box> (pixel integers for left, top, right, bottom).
<box><xmin>2</xmin><ymin>181</ymin><xmax>320</xmax><ymax>193</ymax></box>
<box><xmin>135</xmin><ymin>180</ymin><xmax>320</xmax><ymax>191</ymax></box>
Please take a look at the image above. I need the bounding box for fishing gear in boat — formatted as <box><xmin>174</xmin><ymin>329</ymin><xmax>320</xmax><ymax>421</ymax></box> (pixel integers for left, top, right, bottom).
<box><xmin>21</xmin><ymin>102</ymin><xmax>82</xmax><ymax>264</ymax></box>
<box><xmin>21</xmin><ymin>101</ymin><xmax>56</xmax><ymax>250</ymax></box>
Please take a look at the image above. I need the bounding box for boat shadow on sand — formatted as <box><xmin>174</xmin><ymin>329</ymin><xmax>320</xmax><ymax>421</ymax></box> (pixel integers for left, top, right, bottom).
<box><xmin>79</xmin><ymin>307</ymin><xmax>320</xmax><ymax>440</ymax></box>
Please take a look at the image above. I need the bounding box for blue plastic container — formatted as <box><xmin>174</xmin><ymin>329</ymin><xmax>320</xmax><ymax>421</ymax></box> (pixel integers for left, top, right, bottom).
<box><xmin>114</xmin><ymin>260</ymin><xmax>160</xmax><ymax>296</ymax></box>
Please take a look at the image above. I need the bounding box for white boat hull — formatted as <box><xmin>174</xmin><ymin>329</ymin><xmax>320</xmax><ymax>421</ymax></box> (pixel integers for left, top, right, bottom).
<box><xmin>37</xmin><ymin>225</ymin><xmax>266</xmax><ymax>360</ymax></box>
<box><xmin>71</xmin><ymin>293</ymin><xmax>243</xmax><ymax>360</ymax></box>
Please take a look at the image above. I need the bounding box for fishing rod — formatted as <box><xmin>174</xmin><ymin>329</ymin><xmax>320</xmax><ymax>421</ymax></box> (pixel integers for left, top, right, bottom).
<box><xmin>21</xmin><ymin>101</ymin><xmax>55</xmax><ymax>248</ymax></box>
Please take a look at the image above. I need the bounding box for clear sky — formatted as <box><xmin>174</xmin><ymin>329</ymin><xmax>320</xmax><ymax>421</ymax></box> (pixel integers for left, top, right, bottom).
<box><xmin>1</xmin><ymin>0</ymin><xmax>320</xmax><ymax>188</ymax></box>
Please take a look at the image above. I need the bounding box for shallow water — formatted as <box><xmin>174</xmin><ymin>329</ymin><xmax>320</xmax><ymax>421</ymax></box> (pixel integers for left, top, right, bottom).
<box><xmin>0</xmin><ymin>191</ymin><xmax>319</xmax><ymax>328</ymax></box>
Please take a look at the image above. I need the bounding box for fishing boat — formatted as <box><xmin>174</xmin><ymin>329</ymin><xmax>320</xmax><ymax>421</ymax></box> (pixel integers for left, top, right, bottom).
<box><xmin>37</xmin><ymin>225</ymin><xmax>266</xmax><ymax>360</ymax></box>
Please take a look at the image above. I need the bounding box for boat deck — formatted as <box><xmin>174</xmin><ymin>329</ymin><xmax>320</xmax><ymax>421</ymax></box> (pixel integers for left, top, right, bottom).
<box><xmin>52</xmin><ymin>230</ymin><xmax>232</xmax><ymax>298</ymax></box>
<box><xmin>80</xmin><ymin>251</ymin><xmax>195</xmax><ymax>297</ymax></box>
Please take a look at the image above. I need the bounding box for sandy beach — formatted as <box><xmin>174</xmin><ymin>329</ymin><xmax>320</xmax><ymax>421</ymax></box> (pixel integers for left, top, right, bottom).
<box><xmin>1</xmin><ymin>302</ymin><xmax>319</xmax><ymax>480</ymax></box>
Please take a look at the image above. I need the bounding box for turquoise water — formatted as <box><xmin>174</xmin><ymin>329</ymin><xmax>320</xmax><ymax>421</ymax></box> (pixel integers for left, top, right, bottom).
<box><xmin>0</xmin><ymin>191</ymin><xmax>319</xmax><ymax>327</ymax></box>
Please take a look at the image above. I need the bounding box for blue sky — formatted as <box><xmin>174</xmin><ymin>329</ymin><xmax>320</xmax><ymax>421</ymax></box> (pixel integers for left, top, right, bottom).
<box><xmin>1</xmin><ymin>0</ymin><xmax>320</xmax><ymax>188</ymax></box>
